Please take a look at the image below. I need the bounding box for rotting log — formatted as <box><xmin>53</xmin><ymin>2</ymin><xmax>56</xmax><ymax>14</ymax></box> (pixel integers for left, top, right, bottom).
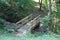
<box><xmin>16</xmin><ymin>15</ymin><xmax>40</xmax><ymax>36</ymax></box>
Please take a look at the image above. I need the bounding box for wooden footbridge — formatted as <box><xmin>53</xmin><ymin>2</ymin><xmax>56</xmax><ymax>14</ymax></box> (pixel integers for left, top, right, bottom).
<box><xmin>16</xmin><ymin>14</ymin><xmax>40</xmax><ymax>36</ymax></box>
<box><xmin>4</xmin><ymin>7</ymin><xmax>46</xmax><ymax>36</ymax></box>
<box><xmin>15</xmin><ymin>0</ymin><xmax>47</xmax><ymax>36</ymax></box>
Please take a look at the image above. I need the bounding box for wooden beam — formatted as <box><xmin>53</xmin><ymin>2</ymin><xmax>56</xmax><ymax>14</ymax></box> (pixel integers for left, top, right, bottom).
<box><xmin>16</xmin><ymin>15</ymin><xmax>40</xmax><ymax>36</ymax></box>
<box><xmin>16</xmin><ymin>14</ymin><xmax>33</xmax><ymax>25</ymax></box>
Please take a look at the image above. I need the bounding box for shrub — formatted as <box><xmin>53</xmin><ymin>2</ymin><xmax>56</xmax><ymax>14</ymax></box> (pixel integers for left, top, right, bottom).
<box><xmin>0</xmin><ymin>18</ymin><xmax>5</xmax><ymax>29</ymax></box>
<box><xmin>0</xmin><ymin>0</ymin><xmax>35</xmax><ymax>23</ymax></box>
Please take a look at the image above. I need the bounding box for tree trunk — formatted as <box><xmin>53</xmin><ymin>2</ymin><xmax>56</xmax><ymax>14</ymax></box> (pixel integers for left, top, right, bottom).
<box><xmin>47</xmin><ymin>0</ymin><xmax>52</xmax><ymax>31</ymax></box>
<box><xmin>47</xmin><ymin>0</ymin><xmax>52</xmax><ymax>17</ymax></box>
<box><xmin>39</xmin><ymin>0</ymin><xmax>42</xmax><ymax>10</ymax></box>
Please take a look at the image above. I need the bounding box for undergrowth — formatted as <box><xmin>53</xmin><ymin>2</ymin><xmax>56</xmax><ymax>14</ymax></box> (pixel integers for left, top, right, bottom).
<box><xmin>0</xmin><ymin>30</ymin><xmax>60</xmax><ymax>40</ymax></box>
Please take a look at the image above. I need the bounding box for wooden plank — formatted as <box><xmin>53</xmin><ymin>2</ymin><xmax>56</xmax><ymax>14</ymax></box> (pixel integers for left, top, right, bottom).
<box><xmin>26</xmin><ymin>15</ymin><xmax>40</xmax><ymax>30</ymax></box>
<box><xmin>16</xmin><ymin>16</ymin><xmax>33</xmax><ymax>28</ymax></box>
<box><xmin>16</xmin><ymin>14</ymin><xmax>33</xmax><ymax>25</ymax></box>
<box><xmin>17</xmin><ymin>15</ymin><xmax>40</xmax><ymax>36</ymax></box>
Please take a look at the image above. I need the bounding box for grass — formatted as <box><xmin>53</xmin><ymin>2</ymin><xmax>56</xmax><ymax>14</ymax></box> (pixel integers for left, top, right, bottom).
<box><xmin>0</xmin><ymin>29</ymin><xmax>60</xmax><ymax>40</ymax></box>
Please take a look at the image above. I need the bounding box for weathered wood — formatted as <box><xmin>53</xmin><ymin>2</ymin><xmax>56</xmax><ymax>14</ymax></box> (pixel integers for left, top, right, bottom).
<box><xmin>26</xmin><ymin>15</ymin><xmax>40</xmax><ymax>30</ymax></box>
<box><xmin>16</xmin><ymin>15</ymin><xmax>40</xmax><ymax>36</ymax></box>
<box><xmin>16</xmin><ymin>14</ymin><xmax>33</xmax><ymax>25</ymax></box>
<box><xmin>16</xmin><ymin>14</ymin><xmax>33</xmax><ymax>28</ymax></box>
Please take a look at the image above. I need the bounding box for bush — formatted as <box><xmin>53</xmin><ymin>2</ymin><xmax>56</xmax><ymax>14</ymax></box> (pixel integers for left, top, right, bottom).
<box><xmin>0</xmin><ymin>0</ymin><xmax>35</xmax><ymax>23</ymax></box>
<box><xmin>16</xmin><ymin>0</ymin><xmax>35</xmax><ymax>10</ymax></box>
<box><xmin>40</xmin><ymin>16</ymin><xmax>50</xmax><ymax>26</ymax></box>
<box><xmin>0</xmin><ymin>18</ymin><xmax>5</xmax><ymax>29</ymax></box>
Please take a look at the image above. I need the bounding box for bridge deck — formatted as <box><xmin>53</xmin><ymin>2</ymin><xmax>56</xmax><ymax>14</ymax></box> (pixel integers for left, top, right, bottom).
<box><xmin>16</xmin><ymin>15</ymin><xmax>40</xmax><ymax>36</ymax></box>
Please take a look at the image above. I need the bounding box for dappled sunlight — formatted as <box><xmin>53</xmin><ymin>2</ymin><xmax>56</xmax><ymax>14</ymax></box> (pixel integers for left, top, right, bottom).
<box><xmin>33</xmin><ymin>0</ymin><xmax>40</xmax><ymax>8</ymax></box>
<box><xmin>34</xmin><ymin>6</ymin><xmax>40</xmax><ymax>8</ymax></box>
<box><xmin>34</xmin><ymin>0</ymin><xmax>39</xmax><ymax>2</ymax></box>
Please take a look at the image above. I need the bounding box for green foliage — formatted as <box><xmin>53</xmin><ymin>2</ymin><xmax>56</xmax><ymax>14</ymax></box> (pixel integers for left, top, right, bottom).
<box><xmin>0</xmin><ymin>0</ymin><xmax>35</xmax><ymax>31</ymax></box>
<box><xmin>16</xmin><ymin>0</ymin><xmax>35</xmax><ymax>10</ymax></box>
<box><xmin>42</xmin><ymin>0</ymin><xmax>47</xmax><ymax>6</ymax></box>
<box><xmin>55</xmin><ymin>24</ymin><xmax>60</xmax><ymax>33</ymax></box>
<box><xmin>0</xmin><ymin>31</ymin><xmax>60</xmax><ymax>40</ymax></box>
<box><xmin>47</xmin><ymin>0</ymin><xmax>60</xmax><ymax>33</ymax></box>
<box><xmin>4</xmin><ymin>25</ymin><xmax>18</xmax><ymax>32</ymax></box>
<box><xmin>56</xmin><ymin>10</ymin><xmax>60</xmax><ymax>19</ymax></box>
<box><xmin>40</xmin><ymin>16</ymin><xmax>50</xmax><ymax>26</ymax></box>
<box><xmin>0</xmin><ymin>0</ymin><xmax>35</xmax><ymax>22</ymax></box>
<box><xmin>0</xmin><ymin>18</ymin><xmax>5</xmax><ymax>29</ymax></box>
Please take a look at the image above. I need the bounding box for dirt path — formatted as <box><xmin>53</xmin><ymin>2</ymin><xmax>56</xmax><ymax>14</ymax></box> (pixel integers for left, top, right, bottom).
<box><xmin>32</xmin><ymin>7</ymin><xmax>47</xmax><ymax>17</ymax></box>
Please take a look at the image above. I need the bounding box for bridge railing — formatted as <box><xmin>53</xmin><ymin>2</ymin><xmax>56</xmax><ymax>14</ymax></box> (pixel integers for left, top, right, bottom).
<box><xmin>26</xmin><ymin>15</ymin><xmax>40</xmax><ymax>30</ymax></box>
<box><xmin>16</xmin><ymin>14</ymin><xmax>33</xmax><ymax>28</ymax></box>
<box><xmin>17</xmin><ymin>15</ymin><xmax>40</xmax><ymax>35</ymax></box>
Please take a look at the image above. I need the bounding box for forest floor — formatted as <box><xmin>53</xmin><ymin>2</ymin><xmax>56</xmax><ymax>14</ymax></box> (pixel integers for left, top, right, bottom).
<box><xmin>0</xmin><ymin>30</ymin><xmax>60</xmax><ymax>40</ymax></box>
<box><xmin>27</xmin><ymin>2</ymin><xmax>47</xmax><ymax>18</ymax></box>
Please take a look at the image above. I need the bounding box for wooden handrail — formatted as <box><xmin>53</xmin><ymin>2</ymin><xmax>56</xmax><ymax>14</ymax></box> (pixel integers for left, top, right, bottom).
<box><xmin>26</xmin><ymin>15</ymin><xmax>40</xmax><ymax>29</ymax></box>
<box><xmin>16</xmin><ymin>14</ymin><xmax>33</xmax><ymax>25</ymax></box>
<box><xmin>17</xmin><ymin>15</ymin><xmax>40</xmax><ymax>35</ymax></box>
<box><xmin>16</xmin><ymin>15</ymin><xmax>40</xmax><ymax>36</ymax></box>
